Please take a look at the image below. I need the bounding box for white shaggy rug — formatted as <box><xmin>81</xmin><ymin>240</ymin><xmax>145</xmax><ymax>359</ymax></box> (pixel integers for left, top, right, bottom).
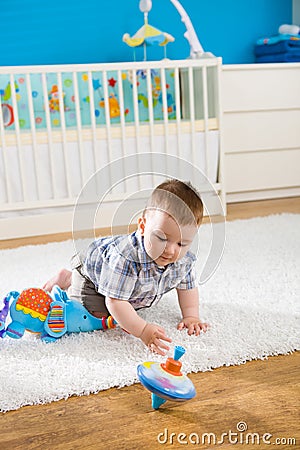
<box><xmin>0</xmin><ymin>214</ymin><xmax>299</xmax><ymax>413</ymax></box>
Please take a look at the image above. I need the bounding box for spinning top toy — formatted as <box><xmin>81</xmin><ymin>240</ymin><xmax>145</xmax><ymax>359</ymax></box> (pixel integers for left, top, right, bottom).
<box><xmin>137</xmin><ymin>345</ymin><xmax>196</xmax><ymax>409</ymax></box>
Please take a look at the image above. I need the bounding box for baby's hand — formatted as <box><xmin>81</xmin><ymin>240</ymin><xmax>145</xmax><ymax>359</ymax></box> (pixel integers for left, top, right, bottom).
<box><xmin>177</xmin><ymin>316</ymin><xmax>209</xmax><ymax>336</ymax></box>
<box><xmin>140</xmin><ymin>323</ymin><xmax>172</xmax><ymax>356</ymax></box>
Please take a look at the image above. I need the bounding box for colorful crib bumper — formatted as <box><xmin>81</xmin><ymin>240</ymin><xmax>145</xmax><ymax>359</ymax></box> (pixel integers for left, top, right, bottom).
<box><xmin>0</xmin><ymin>69</ymin><xmax>176</xmax><ymax>131</ymax></box>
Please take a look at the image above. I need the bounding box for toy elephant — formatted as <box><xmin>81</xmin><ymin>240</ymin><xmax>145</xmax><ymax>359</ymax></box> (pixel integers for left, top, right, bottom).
<box><xmin>0</xmin><ymin>286</ymin><xmax>116</xmax><ymax>342</ymax></box>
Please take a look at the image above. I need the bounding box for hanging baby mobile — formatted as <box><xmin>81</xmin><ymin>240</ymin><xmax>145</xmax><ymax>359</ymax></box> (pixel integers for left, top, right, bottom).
<box><xmin>123</xmin><ymin>0</ymin><xmax>175</xmax><ymax>61</ymax></box>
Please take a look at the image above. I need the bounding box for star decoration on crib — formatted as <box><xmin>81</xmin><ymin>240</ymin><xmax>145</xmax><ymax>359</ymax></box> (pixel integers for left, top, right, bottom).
<box><xmin>108</xmin><ymin>77</ymin><xmax>117</xmax><ymax>88</ymax></box>
<box><xmin>92</xmin><ymin>79</ymin><xmax>102</xmax><ymax>90</ymax></box>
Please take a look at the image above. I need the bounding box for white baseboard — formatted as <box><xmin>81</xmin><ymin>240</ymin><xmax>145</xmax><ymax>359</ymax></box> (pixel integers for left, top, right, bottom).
<box><xmin>0</xmin><ymin>186</ymin><xmax>225</xmax><ymax>240</ymax></box>
<box><xmin>0</xmin><ymin>197</ymin><xmax>146</xmax><ymax>240</ymax></box>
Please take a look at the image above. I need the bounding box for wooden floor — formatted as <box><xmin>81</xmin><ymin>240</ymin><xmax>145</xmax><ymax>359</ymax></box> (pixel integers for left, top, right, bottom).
<box><xmin>1</xmin><ymin>197</ymin><xmax>300</xmax><ymax>450</ymax></box>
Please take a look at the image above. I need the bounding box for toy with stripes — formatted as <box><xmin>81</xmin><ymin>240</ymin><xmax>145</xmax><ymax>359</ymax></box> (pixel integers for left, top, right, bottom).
<box><xmin>0</xmin><ymin>285</ymin><xmax>116</xmax><ymax>342</ymax></box>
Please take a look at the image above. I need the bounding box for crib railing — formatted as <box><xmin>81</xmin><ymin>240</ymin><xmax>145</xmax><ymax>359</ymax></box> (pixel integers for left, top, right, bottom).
<box><xmin>0</xmin><ymin>58</ymin><xmax>225</xmax><ymax>239</ymax></box>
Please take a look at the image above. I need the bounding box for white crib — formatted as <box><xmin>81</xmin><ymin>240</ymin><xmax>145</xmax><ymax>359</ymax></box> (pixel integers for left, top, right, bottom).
<box><xmin>0</xmin><ymin>58</ymin><xmax>225</xmax><ymax>240</ymax></box>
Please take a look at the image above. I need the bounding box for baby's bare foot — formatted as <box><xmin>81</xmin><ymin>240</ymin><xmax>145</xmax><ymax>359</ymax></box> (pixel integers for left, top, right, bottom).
<box><xmin>43</xmin><ymin>268</ymin><xmax>72</xmax><ymax>292</ymax></box>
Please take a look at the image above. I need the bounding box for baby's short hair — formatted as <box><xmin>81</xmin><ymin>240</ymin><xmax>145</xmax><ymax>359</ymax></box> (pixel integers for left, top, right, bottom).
<box><xmin>145</xmin><ymin>179</ymin><xmax>203</xmax><ymax>226</ymax></box>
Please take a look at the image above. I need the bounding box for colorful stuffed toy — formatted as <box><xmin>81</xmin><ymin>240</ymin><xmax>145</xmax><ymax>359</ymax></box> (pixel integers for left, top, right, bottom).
<box><xmin>0</xmin><ymin>286</ymin><xmax>116</xmax><ymax>342</ymax></box>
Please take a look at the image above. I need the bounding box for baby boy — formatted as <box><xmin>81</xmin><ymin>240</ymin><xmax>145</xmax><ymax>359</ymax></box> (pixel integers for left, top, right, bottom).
<box><xmin>44</xmin><ymin>179</ymin><xmax>209</xmax><ymax>354</ymax></box>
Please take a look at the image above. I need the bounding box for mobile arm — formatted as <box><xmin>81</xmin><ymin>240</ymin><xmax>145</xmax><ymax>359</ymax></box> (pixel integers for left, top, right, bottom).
<box><xmin>169</xmin><ymin>0</ymin><xmax>204</xmax><ymax>58</ymax></box>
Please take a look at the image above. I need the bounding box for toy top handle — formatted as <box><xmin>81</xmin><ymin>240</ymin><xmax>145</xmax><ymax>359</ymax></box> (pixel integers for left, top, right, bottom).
<box><xmin>174</xmin><ymin>345</ymin><xmax>185</xmax><ymax>361</ymax></box>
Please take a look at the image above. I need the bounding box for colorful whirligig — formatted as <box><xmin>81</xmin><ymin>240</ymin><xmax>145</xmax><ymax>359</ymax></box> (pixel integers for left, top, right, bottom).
<box><xmin>137</xmin><ymin>345</ymin><xmax>196</xmax><ymax>409</ymax></box>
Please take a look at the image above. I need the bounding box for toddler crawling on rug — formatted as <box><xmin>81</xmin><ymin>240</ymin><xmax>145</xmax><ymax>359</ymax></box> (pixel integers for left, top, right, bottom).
<box><xmin>44</xmin><ymin>179</ymin><xmax>208</xmax><ymax>355</ymax></box>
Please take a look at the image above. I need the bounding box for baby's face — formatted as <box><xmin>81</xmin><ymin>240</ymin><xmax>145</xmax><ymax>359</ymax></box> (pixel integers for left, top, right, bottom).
<box><xmin>138</xmin><ymin>210</ymin><xmax>198</xmax><ymax>266</ymax></box>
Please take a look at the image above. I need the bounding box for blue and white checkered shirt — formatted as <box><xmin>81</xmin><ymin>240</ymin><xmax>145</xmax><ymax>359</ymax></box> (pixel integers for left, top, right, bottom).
<box><xmin>82</xmin><ymin>231</ymin><xmax>197</xmax><ymax>310</ymax></box>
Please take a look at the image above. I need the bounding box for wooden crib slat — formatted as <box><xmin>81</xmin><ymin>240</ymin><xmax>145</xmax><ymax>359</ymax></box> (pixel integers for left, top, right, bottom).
<box><xmin>87</xmin><ymin>71</ymin><xmax>98</xmax><ymax>173</ymax></box>
<box><xmin>202</xmin><ymin>65</ymin><xmax>209</xmax><ymax>177</ymax></box>
<box><xmin>72</xmin><ymin>71</ymin><xmax>85</xmax><ymax>186</ymax></box>
<box><xmin>174</xmin><ymin>67</ymin><xmax>181</xmax><ymax>170</ymax></box>
<box><xmin>102</xmin><ymin>70</ymin><xmax>113</xmax><ymax>191</ymax></box>
<box><xmin>0</xmin><ymin>92</ymin><xmax>13</xmax><ymax>203</ymax></box>
<box><xmin>25</xmin><ymin>73</ymin><xmax>42</xmax><ymax>200</ymax></box>
<box><xmin>41</xmin><ymin>72</ymin><xmax>57</xmax><ymax>199</ymax></box>
<box><xmin>188</xmin><ymin>67</ymin><xmax>196</xmax><ymax>182</ymax></box>
<box><xmin>146</xmin><ymin>68</ymin><xmax>155</xmax><ymax>187</ymax></box>
<box><xmin>57</xmin><ymin>72</ymin><xmax>73</xmax><ymax>199</ymax></box>
<box><xmin>146</xmin><ymin>68</ymin><xmax>154</xmax><ymax>145</ymax></box>
<box><xmin>10</xmin><ymin>74</ymin><xmax>28</xmax><ymax>202</ymax></box>
<box><xmin>160</xmin><ymin>67</ymin><xmax>169</xmax><ymax>151</ymax></box>
<box><xmin>131</xmin><ymin>69</ymin><xmax>141</xmax><ymax>190</ymax></box>
<box><xmin>160</xmin><ymin>67</ymin><xmax>171</xmax><ymax>178</ymax></box>
<box><xmin>117</xmin><ymin>69</ymin><xmax>128</xmax><ymax>193</ymax></box>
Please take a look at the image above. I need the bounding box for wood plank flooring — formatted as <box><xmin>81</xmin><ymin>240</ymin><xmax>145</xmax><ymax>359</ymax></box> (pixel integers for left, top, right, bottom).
<box><xmin>1</xmin><ymin>197</ymin><xmax>299</xmax><ymax>450</ymax></box>
<box><xmin>1</xmin><ymin>353</ymin><xmax>299</xmax><ymax>449</ymax></box>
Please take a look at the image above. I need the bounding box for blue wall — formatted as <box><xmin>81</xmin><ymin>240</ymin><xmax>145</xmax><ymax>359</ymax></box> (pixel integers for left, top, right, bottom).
<box><xmin>0</xmin><ymin>0</ymin><xmax>292</xmax><ymax>66</ymax></box>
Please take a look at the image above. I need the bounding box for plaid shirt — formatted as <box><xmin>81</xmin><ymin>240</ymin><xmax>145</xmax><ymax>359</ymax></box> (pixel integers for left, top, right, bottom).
<box><xmin>82</xmin><ymin>231</ymin><xmax>197</xmax><ymax>310</ymax></box>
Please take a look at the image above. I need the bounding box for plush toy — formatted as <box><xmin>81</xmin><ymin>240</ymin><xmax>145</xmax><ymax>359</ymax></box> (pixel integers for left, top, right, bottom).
<box><xmin>0</xmin><ymin>286</ymin><xmax>116</xmax><ymax>342</ymax></box>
